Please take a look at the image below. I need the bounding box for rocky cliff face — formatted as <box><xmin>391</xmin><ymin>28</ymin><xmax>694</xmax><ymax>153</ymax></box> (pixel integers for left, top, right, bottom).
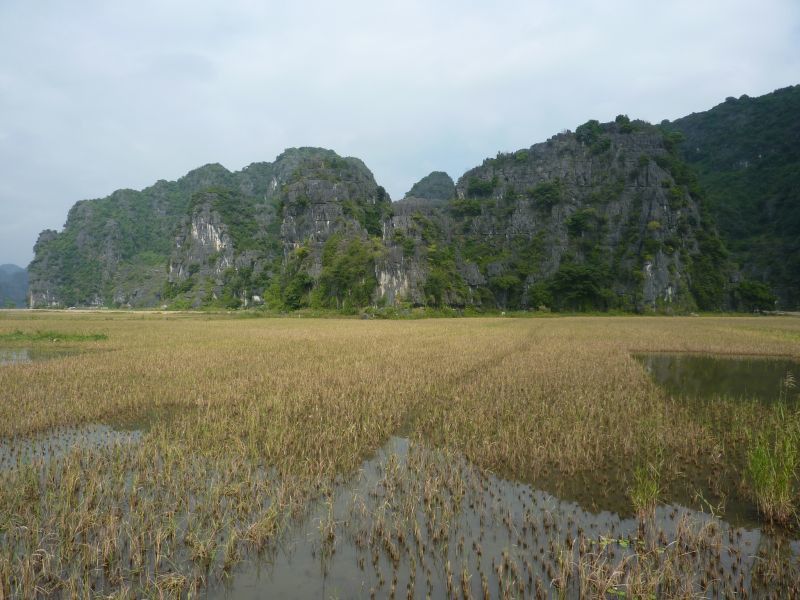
<box><xmin>278</xmin><ymin>153</ymin><xmax>388</xmax><ymax>274</ymax></box>
<box><xmin>375</xmin><ymin>119</ymin><xmax>727</xmax><ymax>311</ymax></box>
<box><xmin>375</xmin><ymin>196</ymin><xmax>452</xmax><ymax>306</ymax></box>
<box><xmin>28</xmin><ymin>163</ymin><xmax>237</xmax><ymax>307</ymax></box>
<box><xmin>452</xmin><ymin>121</ymin><xmax>702</xmax><ymax>310</ymax></box>
<box><xmin>29</xmin><ymin>123</ymin><xmax>731</xmax><ymax>312</ymax></box>
<box><xmin>28</xmin><ymin>148</ymin><xmax>387</xmax><ymax>308</ymax></box>
<box><xmin>163</xmin><ymin>148</ymin><xmax>389</xmax><ymax>309</ymax></box>
<box><xmin>166</xmin><ymin>191</ymin><xmax>256</xmax><ymax>308</ymax></box>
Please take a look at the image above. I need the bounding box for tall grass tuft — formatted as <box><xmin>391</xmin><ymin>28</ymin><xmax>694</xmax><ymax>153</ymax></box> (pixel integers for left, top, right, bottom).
<box><xmin>629</xmin><ymin>460</ymin><xmax>662</xmax><ymax>518</ymax></box>
<box><xmin>746</xmin><ymin>371</ymin><xmax>799</xmax><ymax>526</ymax></box>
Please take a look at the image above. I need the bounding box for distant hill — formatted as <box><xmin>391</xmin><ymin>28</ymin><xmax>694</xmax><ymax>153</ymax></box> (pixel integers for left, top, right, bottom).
<box><xmin>0</xmin><ymin>264</ymin><xmax>28</xmax><ymax>307</ymax></box>
<box><xmin>665</xmin><ymin>85</ymin><xmax>800</xmax><ymax>309</ymax></box>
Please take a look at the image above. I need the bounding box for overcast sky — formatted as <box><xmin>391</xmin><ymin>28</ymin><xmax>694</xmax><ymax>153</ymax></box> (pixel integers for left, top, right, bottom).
<box><xmin>1</xmin><ymin>0</ymin><xmax>798</xmax><ymax>267</ymax></box>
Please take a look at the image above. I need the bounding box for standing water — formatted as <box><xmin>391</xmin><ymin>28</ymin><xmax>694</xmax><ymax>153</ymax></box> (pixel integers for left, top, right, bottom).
<box><xmin>635</xmin><ymin>353</ymin><xmax>798</xmax><ymax>402</ymax></box>
<box><xmin>207</xmin><ymin>437</ymin><xmax>800</xmax><ymax>599</ymax></box>
<box><xmin>0</xmin><ymin>348</ymin><xmax>30</xmax><ymax>365</ymax></box>
<box><xmin>0</xmin><ymin>346</ymin><xmax>81</xmax><ymax>365</ymax></box>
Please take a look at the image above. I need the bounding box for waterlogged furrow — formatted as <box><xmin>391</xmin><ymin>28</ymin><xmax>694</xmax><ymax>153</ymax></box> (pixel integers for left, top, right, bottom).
<box><xmin>214</xmin><ymin>438</ymin><xmax>800</xmax><ymax>598</ymax></box>
<box><xmin>0</xmin><ymin>425</ymin><xmax>142</xmax><ymax>471</ymax></box>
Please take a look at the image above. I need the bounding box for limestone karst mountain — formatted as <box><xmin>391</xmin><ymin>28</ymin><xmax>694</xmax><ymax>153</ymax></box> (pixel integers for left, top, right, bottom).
<box><xmin>32</xmin><ymin>85</ymin><xmax>800</xmax><ymax>312</ymax></box>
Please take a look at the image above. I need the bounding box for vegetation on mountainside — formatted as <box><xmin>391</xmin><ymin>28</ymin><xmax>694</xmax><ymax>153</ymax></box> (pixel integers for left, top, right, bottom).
<box><xmin>313</xmin><ymin>234</ymin><xmax>383</xmax><ymax>311</ymax></box>
<box><xmin>28</xmin><ymin>166</ymin><xmax>233</xmax><ymax>306</ymax></box>
<box><xmin>342</xmin><ymin>185</ymin><xmax>392</xmax><ymax>236</ymax></box>
<box><xmin>651</xmin><ymin>128</ymin><xmax>731</xmax><ymax>311</ymax></box>
<box><xmin>665</xmin><ymin>85</ymin><xmax>800</xmax><ymax>308</ymax></box>
<box><xmin>189</xmin><ymin>188</ymin><xmax>271</xmax><ymax>253</ymax></box>
<box><xmin>446</xmin><ymin>120</ymin><xmax>726</xmax><ymax>313</ymax></box>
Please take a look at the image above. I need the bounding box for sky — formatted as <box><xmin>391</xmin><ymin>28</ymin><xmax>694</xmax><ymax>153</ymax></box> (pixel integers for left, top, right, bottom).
<box><xmin>1</xmin><ymin>1</ymin><xmax>798</xmax><ymax>267</ymax></box>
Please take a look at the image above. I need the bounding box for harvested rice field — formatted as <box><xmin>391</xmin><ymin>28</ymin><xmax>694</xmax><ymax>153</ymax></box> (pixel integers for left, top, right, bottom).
<box><xmin>1</xmin><ymin>312</ymin><xmax>799</xmax><ymax>598</ymax></box>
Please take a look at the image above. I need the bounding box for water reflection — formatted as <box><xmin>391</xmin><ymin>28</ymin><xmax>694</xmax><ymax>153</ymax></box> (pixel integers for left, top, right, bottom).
<box><xmin>636</xmin><ymin>353</ymin><xmax>798</xmax><ymax>402</ymax></box>
<box><xmin>209</xmin><ymin>437</ymin><xmax>800</xmax><ymax>599</ymax></box>
<box><xmin>0</xmin><ymin>346</ymin><xmax>81</xmax><ymax>365</ymax></box>
<box><xmin>0</xmin><ymin>348</ymin><xmax>30</xmax><ymax>365</ymax></box>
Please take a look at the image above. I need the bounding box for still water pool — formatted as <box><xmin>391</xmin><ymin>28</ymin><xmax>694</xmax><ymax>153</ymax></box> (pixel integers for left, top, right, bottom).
<box><xmin>0</xmin><ymin>346</ymin><xmax>80</xmax><ymax>365</ymax></box>
<box><xmin>636</xmin><ymin>353</ymin><xmax>798</xmax><ymax>402</ymax></box>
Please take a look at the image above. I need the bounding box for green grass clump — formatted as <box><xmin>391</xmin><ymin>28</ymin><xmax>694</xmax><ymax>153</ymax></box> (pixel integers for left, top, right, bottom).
<box><xmin>746</xmin><ymin>373</ymin><xmax>799</xmax><ymax>525</ymax></box>
<box><xmin>629</xmin><ymin>460</ymin><xmax>662</xmax><ymax>518</ymax></box>
<box><xmin>747</xmin><ymin>433</ymin><xmax>798</xmax><ymax>525</ymax></box>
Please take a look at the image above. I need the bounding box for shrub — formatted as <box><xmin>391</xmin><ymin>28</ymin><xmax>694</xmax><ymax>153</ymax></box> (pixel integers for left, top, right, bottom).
<box><xmin>548</xmin><ymin>263</ymin><xmax>613</xmax><ymax>311</ymax></box>
<box><xmin>526</xmin><ymin>180</ymin><xmax>563</xmax><ymax>209</ymax></box>
<box><xmin>591</xmin><ymin>136</ymin><xmax>612</xmax><ymax>155</ymax></box>
<box><xmin>393</xmin><ymin>230</ymin><xmax>416</xmax><ymax>256</ymax></box>
<box><xmin>615</xmin><ymin>114</ymin><xmax>634</xmax><ymax>133</ymax></box>
<box><xmin>466</xmin><ymin>177</ymin><xmax>497</xmax><ymax>198</ymax></box>
<box><xmin>575</xmin><ymin>119</ymin><xmax>603</xmax><ymax>145</ymax></box>
<box><xmin>566</xmin><ymin>208</ymin><xmax>601</xmax><ymax>236</ymax></box>
<box><xmin>315</xmin><ymin>235</ymin><xmax>380</xmax><ymax>309</ymax></box>
<box><xmin>668</xmin><ymin>186</ymin><xmax>686</xmax><ymax>210</ymax></box>
<box><xmin>449</xmin><ymin>198</ymin><xmax>482</xmax><ymax>217</ymax></box>
<box><xmin>735</xmin><ymin>280</ymin><xmax>777</xmax><ymax>312</ymax></box>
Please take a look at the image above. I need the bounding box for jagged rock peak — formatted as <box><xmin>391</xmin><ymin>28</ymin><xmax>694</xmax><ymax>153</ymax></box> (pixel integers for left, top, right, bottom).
<box><xmin>405</xmin><ymin>171</ymin><xmax>455</xmax><ymax>201</ymax></box>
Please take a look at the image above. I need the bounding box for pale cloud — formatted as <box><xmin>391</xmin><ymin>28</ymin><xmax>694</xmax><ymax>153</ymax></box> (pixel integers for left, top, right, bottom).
<box><xmin>1</xmin><ymin>0</ymin><xmax>798</xmax><ymax>266</ymax></box>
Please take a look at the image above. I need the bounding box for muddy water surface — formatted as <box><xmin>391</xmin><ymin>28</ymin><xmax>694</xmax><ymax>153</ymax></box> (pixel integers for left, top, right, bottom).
<box><xmin>0</xmin><ymin>425</ymin><xmax>142</xmax><ymax>470</ymax></box>
<box><xmin>208</xmin><ymin>437</ymin><xmax>800</xmax><ymax>599</ymax></box>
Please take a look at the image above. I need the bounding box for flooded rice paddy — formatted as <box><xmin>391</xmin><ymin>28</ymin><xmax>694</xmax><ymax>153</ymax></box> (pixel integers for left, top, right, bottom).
<box><xmin>3</xmin><ymin>429</ymin><xmax>798</xmax><ymax>597</ymax></box>
<box><xmin>259</xmin><ymin>351</ymin><xmax>800</xmax><ymax>598</ymax></box>
<box><xmin>207</xmin><ymin>438</ymin><xmax>800</xmax><ymax>599</ymax></box>
<box><xmin>209</xmin><ymin>436</ymin><xmax>800</xmax><ymax>599</ymax></box>
<box><xmin>2</xmin><ymin>314</ymin><xmax>800</xmax><ymax>597</ymax></box>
